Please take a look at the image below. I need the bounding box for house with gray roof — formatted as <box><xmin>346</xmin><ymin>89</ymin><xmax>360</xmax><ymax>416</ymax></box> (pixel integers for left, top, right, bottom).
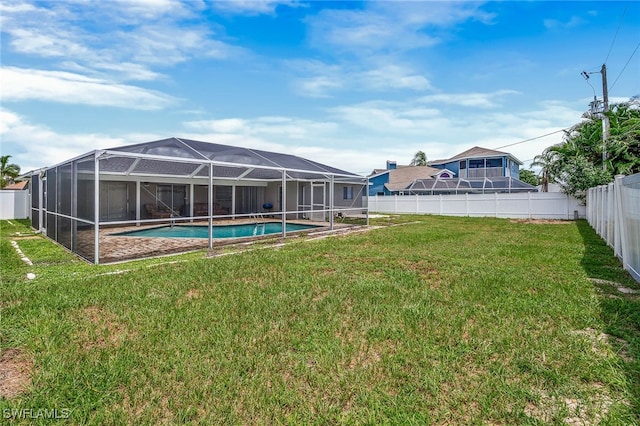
<box><xmin>369</xmin><ymin>147</ymin><xmax>535</xmax><ymax>196</ymax></box>
<box><xmin>428</xmin><ymin>146</ymin><xmax>523</xmax><ymax>180</ymax></box>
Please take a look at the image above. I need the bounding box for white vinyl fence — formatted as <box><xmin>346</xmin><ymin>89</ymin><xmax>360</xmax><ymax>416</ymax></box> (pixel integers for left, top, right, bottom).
<box><xmin>587</xmin><ymin>174</ymin><xmax>640</xmax><ymax>283</ymax></box>
<box><xmin>368</xmin><ymin>192</ymin><xmax>585</xmax><ymax>220</ymax></box>
<box><xmin>0</xmin><ymin>190</ymin><xmax>30</xmax><ymax>220</ymax></box>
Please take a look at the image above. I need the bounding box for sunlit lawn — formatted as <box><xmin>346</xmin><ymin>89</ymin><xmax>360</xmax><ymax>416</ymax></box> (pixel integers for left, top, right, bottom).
<box><xmin>1</xmin><ymin>216</ymin><xmax>638</xmax><ymax>424</ymax></box>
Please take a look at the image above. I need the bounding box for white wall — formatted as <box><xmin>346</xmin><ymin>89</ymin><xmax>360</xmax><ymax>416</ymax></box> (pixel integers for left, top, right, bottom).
<box><xmin>367</xmin><ymin>192</ymin><xmax>585</xmax><ymax>220</ymax></box>
<box><xmin>0</xmin><ymin>190</ymin><xmax>30</xmax><ymax>220</ymax></box>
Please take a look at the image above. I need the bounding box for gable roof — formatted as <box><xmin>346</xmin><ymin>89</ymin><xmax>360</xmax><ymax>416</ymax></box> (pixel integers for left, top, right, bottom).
<box><xmin>383</xmin><ymin>166</ymin><xmax>441</xmax><ymax>191</ymax></box>
<box><xmin>429</xmin><ymin>146</ymin><xmax>523</xmax><ymax>165</ymax></box>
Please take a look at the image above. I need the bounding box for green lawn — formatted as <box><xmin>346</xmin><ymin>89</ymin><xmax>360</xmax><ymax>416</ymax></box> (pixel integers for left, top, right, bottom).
<box><xmin>1</xmin><ymin>216</ymin><xmax>638</xmax><ymax>424</ymax></box>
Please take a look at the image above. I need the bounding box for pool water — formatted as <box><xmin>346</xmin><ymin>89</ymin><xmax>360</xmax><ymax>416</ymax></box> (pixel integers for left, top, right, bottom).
<box><xmin>114</xmin><ymin>222</ymin><xmax>321</xmax><ymax>239</ymax></box>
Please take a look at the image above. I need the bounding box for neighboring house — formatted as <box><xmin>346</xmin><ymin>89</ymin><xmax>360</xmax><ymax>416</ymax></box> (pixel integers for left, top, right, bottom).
<box><xmin>428</xmin><ymin>146</ymin><xmax>522</xmax><ymax>179</ymax></box>
<box><xmin>368</xmin><ymin>161</ymin><xmax>442</xmax><ymax>196</ymax></box>
<box><xmin>369</xmin><ymin>147</ymin><xmax>536</xmax><ymax>195</ymax></box>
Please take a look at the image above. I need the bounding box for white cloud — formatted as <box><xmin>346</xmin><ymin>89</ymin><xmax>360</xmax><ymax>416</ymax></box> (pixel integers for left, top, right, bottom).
<box><xmin>543</xmin><ymin>16</ymin><xmax>586</xmax><ymax>30</ymax></box>
<box><xmin>0</xmin><ymin>109</ymin><xmax>128</xmax><ymax>171</ymax></box>
<box><xmin>0</xmin><ymin>0</ymin><xmax>242</xmax><ymax>82</ymax></box>
<box><xmin>1</xmin><ymin>93</ymin><xmax>586</xmax><ymax>177</ymax></box>
<box><xmin>186</xmin><ymin>118</ymin><xmax>248</xmax><ymax>133</ymax></box>
<box><xmin>59</xmin><ymin>61</ymin><xmax>162</xmax><ymax>82</ymax></box>
<box><xmin>362</xmin><ymin>65</ymin><xmax>432</xmax><ymax>91</ymax></box>
<box><xmin>419</xmin><ymin>90</ymin><xmax>521</xmax><ymax>109</ymax></box>
<box><xmin>210</xmin><ymin>0</ymin><xmax>300</xmax><ymax>16</ymax></box>
<box><xmin>307</xmin><ymin>2</ymin><xmax>495</xmax><ymax>55</ymax></box>
<box><xmin>1</xmin><ymin>67</ymin><xmax>175</xmax><ymax>110</ymax></box>
<box><xmin>295</xmin><ymin>76</ymin><xmax>343</xmax><ymax>98</ymax></box>
<box><xmin>288</xmin><ymin>59</ymin><xmax>431</xmax><ymax>98</ymax></box>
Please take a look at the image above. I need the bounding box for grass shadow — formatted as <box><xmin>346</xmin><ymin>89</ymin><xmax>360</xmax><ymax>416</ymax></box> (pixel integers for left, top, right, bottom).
<box><xmin>576</xmin><ymin>219</ymin><xmax>640</xmax><ymax>419</ymax></box>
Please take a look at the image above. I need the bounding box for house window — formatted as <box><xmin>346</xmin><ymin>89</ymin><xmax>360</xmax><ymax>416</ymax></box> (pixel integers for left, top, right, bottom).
<box><xmin>440</xmin><ymin>172</ymin><xmax>451</xmax><ymax>178</ymax></box>
<box><xmin>486</xmin><ymin>158</ymin><xmax>503</xmax><ymax>168</ymax></box>
<box><xmin>469</xmin><ymin>159</ymin><xmax>484</xmax><ymax>168</ymax></box>
<box><xmin>343</xmin><ymin>186</ymin><xmax>354</xmax><ymax>200</ymax></box>
<box><xmin>459</xmin><ymin>161</ymin><xmax>467</xmax><ymax>169</ymax></box>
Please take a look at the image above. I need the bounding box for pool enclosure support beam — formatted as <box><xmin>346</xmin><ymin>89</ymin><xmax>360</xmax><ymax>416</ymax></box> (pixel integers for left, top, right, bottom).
<box><xmin>231</xmin><ymin>184</ymin><xmax>236</xmax><ymax>218</ymax></box>
<box><xmin>38</xmin><ymin>172</ymin><xmax>44</xmax><ymax>234</ymax></box>
<box><xmin>189</xmin><ymin>183</ymin><xmax>194</xmax><ymax>221</ymax></box>
<box><xmin>208</xmin><ymin>163</ymin><xmax>213</xmax><ymax>249</ymax></box>
<box><xmin>329</xmin><ymin>175</ymin><xmax>334</xmax><ymax>230</ymax></box>
<box><xmin>136</xmin><ymin>181</ymin><xmax>141</xmax><ymax>225</ymax></box>
<box><xmin>94</xmin><ymin>151</ymin><xmax>101</xmax><ymax>265</ymax></box>
<box><xmin>71</xmin><ymin>161</ymin><xmax>78</xmax><ymax>253</ymax></box>
<box><xmin>281</xmin><ymin>169</ymin><xmax>286</xmax><ymax>238</ymax></box>
<box><xmin>366</xmin><ymin>177</ymin><xmax>370</xmax><ymax>226</ymax></box>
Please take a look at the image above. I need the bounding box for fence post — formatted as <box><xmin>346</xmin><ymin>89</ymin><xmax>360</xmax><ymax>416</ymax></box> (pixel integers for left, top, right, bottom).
<box><xmin>465</xmin><ymin>193</ymin><xmax>469</xmax><ymax>216</ymax></box>
<box><xmin>614</xmin><ymin>175</ymin><xmax>627</xmax><ymax>264</ymax></box>
<box><xmin>416</xmin><ymin>194</ymin><xmax>419</xmax><ymax>214</ymax></box>
<box><xmin>607</xmin><ymin>182</ymin><xmax>615</xmax><ymax>247</ymax></box>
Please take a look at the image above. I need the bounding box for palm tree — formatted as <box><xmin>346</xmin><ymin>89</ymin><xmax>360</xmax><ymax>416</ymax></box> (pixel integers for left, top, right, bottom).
<box><xmin>410</xmin><ymin>150</ymin><xmax>427</xmax><ymax>166</ymax></box>
<box><xmin>604</xmin><ymin>103</ymin><xmax>640</xmax><ymax>175</ymax></box>
<box><xmin>1</xmin><ymin>155</ymin><xmax>21</xmax><ymax>189</ymax></box>
<box><xmin>530</xmin><ymin>150</ymin><xmax>556</xmax><ymax>192</ymax></box>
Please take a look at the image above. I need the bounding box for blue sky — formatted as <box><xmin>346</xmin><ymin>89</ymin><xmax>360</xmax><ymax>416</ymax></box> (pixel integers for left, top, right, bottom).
<box><xmin>1</xmin><ymin>0</ymin><xmax>639</xmax><ymax>175</ymax></box>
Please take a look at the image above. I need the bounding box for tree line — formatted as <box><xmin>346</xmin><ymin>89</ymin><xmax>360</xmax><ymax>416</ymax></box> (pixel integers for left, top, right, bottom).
<box><xmin>529</xmin><ymin>98</ymin><xmax>639</xmax><ymax>201</ymax></box>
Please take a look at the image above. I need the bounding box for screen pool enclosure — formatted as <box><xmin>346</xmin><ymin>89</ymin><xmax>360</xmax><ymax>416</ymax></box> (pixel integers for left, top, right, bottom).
<box><xmin>28</xmin><ymin>137</ymin><xmax>368</xmax><ymax>264</ymax></box>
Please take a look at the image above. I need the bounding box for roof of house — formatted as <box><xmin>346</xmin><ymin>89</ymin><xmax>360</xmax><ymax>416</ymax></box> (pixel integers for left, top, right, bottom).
<box><xmin>382</xmin><ymin>166</ymin><xmax>441</xmax><ymax>191</ymax></box>
<box><xmin>429</xmin><ymin>146</ymin><xmax>523</xmax><ymax>166</ymax></box>
<box><xmin>3</xmin><ymin>181</ymin><xmax>28</xmax><ymax>190</ymax></box>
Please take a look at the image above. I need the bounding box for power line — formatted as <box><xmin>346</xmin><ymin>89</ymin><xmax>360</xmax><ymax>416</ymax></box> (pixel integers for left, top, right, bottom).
<box><xmin>493</xmin><ymin>129</ymin><xmax>566</xmax><ymax>150</ymax></box>
<box><xmin>610</xmin><ymin>40</ymin><xmax>640</xmax><ymax>91</ymax></box>
<box><xmin>604</xmin><ymin>4</ymin><xmax>627</xmax><ymax>64</ymax></box>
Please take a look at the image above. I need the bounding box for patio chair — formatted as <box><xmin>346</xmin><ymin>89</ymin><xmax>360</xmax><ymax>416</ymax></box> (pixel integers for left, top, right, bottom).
<box><xmin>145</xmin><ymin>204</ymin><xmax>172</xmax><ymax>219</ymax></box>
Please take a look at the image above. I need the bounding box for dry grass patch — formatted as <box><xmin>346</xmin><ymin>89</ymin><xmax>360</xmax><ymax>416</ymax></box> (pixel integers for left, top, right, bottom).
<box><xmin>0</xmin><ymin>348</ymin><xmax>33</xmax><ymax>399</ymax></box>
<box><xmin>525</xmin><ymin>384</ymin><xmax>615</xmax><ymax>425</ymax></box>
<box><xmin>73</xmin><ymin>306</ymin><xmax>133</xmax><ymax>350</ymax></box>
<box><xmin>509</xmin><ymin>219</ymin><xmax>575</xmax><ymax>225</ymax></box>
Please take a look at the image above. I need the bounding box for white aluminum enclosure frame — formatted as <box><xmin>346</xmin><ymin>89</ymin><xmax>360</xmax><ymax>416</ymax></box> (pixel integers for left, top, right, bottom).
<box><xmin>30</xmin><ymin>142</ymin><xmax>367</xmax><ymax>264</ymax></box>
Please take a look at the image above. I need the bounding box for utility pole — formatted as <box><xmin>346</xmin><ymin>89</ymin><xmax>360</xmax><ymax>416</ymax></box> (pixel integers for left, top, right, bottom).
<box><xmin>601</xmin><ymin>63</ymin><xmax>609</xmax><ymax>171</ymax></box>
<box><xmin>581</xmin><ymin>64</ymin><xmax>610</xmax><ymax>171</ymax></box>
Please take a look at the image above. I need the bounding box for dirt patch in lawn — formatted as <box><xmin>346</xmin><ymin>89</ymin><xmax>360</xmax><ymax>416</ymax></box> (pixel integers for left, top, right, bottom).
<box><xmin>0</xmin><ymin>348</ymin><xmax>33</xmax><ymax>399</ymax></box>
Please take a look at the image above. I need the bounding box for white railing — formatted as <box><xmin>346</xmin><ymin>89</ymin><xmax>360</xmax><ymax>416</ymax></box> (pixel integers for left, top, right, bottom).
<box><xmin>367</xmin><ymin>192</ymin><xmax>585</xmax><ymax>220</ymax></box>
<box><xmin>587</xmin><ymin>174</ymin><xmax>640</xmax><ymax>283</ymax></box>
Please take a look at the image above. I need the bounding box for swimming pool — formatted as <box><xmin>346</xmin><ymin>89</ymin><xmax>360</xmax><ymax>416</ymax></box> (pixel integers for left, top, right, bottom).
<box><xmin>114</xmin><ymin>222</ymin><xmax>322</xmax><ymax>239</ymax></box>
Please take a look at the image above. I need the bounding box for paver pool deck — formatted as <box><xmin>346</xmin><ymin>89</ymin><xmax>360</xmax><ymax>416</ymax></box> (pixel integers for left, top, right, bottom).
<box><xmin>75</xmin><ymin>219</ymin><xmax>353</xmax><ymax>263</ymax></box>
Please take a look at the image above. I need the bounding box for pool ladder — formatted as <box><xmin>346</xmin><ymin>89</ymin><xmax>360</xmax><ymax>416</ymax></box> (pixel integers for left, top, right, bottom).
<box><xmin>250</xmin><ymin>213</ymin><xmax>265</xmax><ymax>235</ymax></box>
